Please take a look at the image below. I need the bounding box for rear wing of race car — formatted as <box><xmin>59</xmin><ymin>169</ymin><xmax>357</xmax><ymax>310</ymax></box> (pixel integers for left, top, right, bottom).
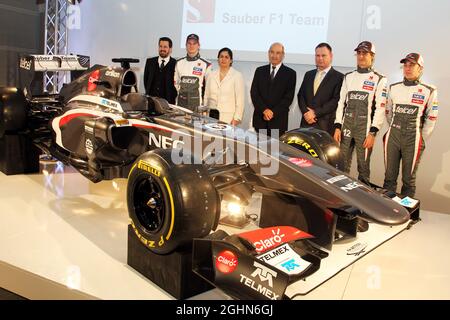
<box><xmin>18</xmin><ymin>54</ymin><xmax>89</xmax><ymax>99</ymax></box>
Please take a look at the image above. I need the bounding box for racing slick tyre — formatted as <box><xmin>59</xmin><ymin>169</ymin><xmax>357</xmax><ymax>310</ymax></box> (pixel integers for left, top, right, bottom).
<box><xmin>281</xmin><ymin>127</ymin><xmax>344</xmax><ymax>170</ymax></box>
<box><xmin>0</xmin><ymin>87</ymin><xmax>27</xmax><ymax>138</ymax></box>
<box><xmin>127</xmin><ymin>149</ymin><xmax>221</xmax><ymax>254</ymax></box>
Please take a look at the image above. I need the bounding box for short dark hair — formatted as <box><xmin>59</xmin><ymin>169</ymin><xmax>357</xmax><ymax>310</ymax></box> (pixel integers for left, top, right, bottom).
<box><xmin>217</xmin><ymin>47</ymin><xmax>233</xmax><ymax>66</ymax></box>
<box><xmin>218</xmin><ymin>47</ymin><xmax>233</xmax><ymax>60</ymax></box>
<box><xmin>315</xmin><ymin>42</ymin><xmax>332</xmax><ymax>52</ymax></box>
<box><xmin>159</xmin><ymin>37</ymin><xmax>173</xmax><ymax>48</ymax></box>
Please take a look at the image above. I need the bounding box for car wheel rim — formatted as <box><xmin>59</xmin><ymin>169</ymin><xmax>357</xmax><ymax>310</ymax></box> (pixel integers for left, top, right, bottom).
<box><xmin>134</xmin><ymin>176</ymin><xmax>166</xmax><ymax>233</ymax></box>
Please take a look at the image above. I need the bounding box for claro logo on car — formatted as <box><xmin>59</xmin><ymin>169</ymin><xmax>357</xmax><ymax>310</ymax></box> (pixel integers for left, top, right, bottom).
<box><xmin>215</xmin><ymin>250</ymin><xmax>238</xmax><ymax>274</ymax></box>
<box><xmin>253</xmin><ymin>228</ymin><xmax>285</xmax><ymax>253</ymax></box>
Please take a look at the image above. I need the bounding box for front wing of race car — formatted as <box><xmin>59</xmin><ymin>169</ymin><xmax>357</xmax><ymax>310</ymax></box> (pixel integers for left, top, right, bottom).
<box><xmin>192</xmin><ymin>226</ymin><xmax>327</xmax><ymax>300</ymax></box>
<box><xmin>193</xmin><ymin>213</ymin><xmax>416</xmax><ymax>300</ymax></box>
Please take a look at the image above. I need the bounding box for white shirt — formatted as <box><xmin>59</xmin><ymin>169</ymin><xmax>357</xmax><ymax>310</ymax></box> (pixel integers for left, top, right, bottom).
<box><xmin>158</xmin><ymin>55</ymin><xmax>171</xmax><ymax>68</ymax></box>
<box><xmin>315</xmin><ymin>65</ymin><xmax>331</xmax><ymax>83</ymax></box>
<box><xmin>317</xmin><ymin>65</ymin><xmax>332</xmax><ymax>76</ymax></box>
<box><xmin>204</xmin><ymin>67</ymin><xmax>245</xmax><ymax>123</ymax></box>
<box><xmin>270</xmin><ymin>62</ymin><xmax>282</xmax><ymax>79</ymax></box>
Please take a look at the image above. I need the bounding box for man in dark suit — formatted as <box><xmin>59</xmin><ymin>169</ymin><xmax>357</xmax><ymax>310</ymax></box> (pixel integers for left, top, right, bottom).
<box><xmin>143</xmin><ymin>37</ymin><xmax>177</xmax><ymax>104</ymax></box>
<box><xmin>251</xmin><ymin>42</ymin><xmax>296</xmax><ymax>137</ymax></box>
<box><xmin>297</xmin><ymin>43</ymin><xmax>343</xmax><ymax>135</ymax></box>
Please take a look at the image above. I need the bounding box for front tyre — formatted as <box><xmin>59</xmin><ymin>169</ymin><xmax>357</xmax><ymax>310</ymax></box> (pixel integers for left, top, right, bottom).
<box><xmin>127</xmin><ymin>149</ymin><xmax>220</xmax><ymax>254</ymax></box>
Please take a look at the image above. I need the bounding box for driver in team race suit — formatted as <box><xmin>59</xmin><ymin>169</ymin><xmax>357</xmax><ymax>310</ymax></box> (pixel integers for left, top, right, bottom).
<box><xmin>174</xmin><ymin>33</ymin><xmax>212</xmax><ymax>111</ymax></box>
<box><xmin>383</xmin><ymin>53</ymin><xmax>438</xmax><ymax>198</ymax></box>
<box><xmin>333</xmin><ymin>41</ymin><xmax>388</xmax><ymax>185</ymax></box>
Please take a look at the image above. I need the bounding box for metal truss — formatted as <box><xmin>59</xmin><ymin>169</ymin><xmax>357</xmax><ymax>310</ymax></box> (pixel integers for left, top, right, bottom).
<box><xmin>43</xmin><ymin>0</ymin><xmax>69</xmax><ymax>93</ymax></box>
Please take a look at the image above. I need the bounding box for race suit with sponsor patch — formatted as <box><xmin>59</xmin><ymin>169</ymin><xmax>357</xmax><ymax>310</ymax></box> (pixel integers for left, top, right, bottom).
<box><xmin>174</xmin><ymin>53</ymin><xmax>211</xmax><ymax>110</ymax></box>
<box><xmin>334</xmin><ymin>68</ymin><xmax>388</xmax><ymax>184</ymax></box>
<box><xmin>383</xmin><ymin>79</ymin><xmax>438</xmax><ymax>197</ymax></box>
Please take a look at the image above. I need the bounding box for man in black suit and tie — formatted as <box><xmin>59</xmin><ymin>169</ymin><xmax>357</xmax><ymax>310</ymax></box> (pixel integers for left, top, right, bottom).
<box><xmin>251</xmin><ymin>42</ymin><xmax>296</xmax><ymax>137</ymax></box>
<box><xmin>143</xmin><ymin>37</ymin><xmax>177</xmax><ymax>104</ymax></box>
<box><xmin>297</xmin><ymin>43</ymin><xmax>343</xmax><ymax>135</ymax></box>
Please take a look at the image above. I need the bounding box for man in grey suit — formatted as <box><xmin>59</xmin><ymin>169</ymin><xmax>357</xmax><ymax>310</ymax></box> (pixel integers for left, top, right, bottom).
<box><xmin>297</xmin><ymin>43</ymin><xmax>343</xmax><ymax>135</ymax></box>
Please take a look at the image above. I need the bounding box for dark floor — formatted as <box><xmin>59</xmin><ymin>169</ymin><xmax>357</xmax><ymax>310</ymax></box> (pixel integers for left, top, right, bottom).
<box><xmin>0</xmin><ymin>287</ymin><xmax>26</xmax><ymax>300</ymax></box>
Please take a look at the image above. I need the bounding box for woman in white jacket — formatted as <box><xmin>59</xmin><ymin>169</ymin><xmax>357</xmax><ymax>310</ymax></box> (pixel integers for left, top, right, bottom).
<box><xmin>204</xmin><ymin>48</ymin><xmax>245</xmax><ymax>125</ymax></box>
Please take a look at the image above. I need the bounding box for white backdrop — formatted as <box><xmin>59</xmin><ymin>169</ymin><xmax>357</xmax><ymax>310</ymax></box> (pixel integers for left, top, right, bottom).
<box><xmin>68</xmin><ymin>0</ymin><xmax>450</xmax><ymax>213</ymax></box>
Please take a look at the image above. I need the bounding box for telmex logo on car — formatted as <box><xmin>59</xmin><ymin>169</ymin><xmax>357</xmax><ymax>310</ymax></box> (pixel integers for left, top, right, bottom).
<box><xmin>239</xmin><ymin>262</ymin><xmax>279</xmax><ymax>300</ymax></box>
<box><xmin>256</xmin><ymin>243</ymin><xmax>310</xmax><ymax>275</ymax></box>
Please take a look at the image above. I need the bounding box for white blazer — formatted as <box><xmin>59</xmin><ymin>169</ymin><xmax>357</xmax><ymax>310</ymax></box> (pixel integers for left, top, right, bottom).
<box><xmin>204</xmin><ymin>67</ymin><xmax>245</xmax><ymax>124</ymax></box>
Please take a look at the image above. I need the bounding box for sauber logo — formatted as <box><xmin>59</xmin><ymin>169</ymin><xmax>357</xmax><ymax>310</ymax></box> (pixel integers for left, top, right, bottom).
<box><xmin>216</xmin><ymin>250</ymin><xmax>238</xmax><ymax>274</ymax></box>
<box><xmin>185</xmin><ymin>0</ymin><xmax>215</xmax><ymax>23</ymax></box>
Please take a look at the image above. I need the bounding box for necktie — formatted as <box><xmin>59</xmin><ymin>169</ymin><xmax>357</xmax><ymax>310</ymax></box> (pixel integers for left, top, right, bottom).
<box><xmin>160</xmin><ymin>59</ymin><xmax>165</xmax><ymax>70</ymax></box>
<box><xmin>314</xmin><ymin>70</ymin><xmax>324</xmax><ymax>95</ymax></box>
<box><xmin>270</xmin><ymin>65</ymin><xmax>276</xmax><ymax>81</ymax></box>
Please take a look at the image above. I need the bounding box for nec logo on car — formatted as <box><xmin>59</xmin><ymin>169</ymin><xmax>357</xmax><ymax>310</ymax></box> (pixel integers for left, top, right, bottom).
<box><xmin>149</xmin><ymin>133</ymin><xmax>184</xmax><ymax>149</ymax></box>
<box><xmin>185</xmin><ymin>0</ymin><xmax>215</xmax><ymax>23</ymax></box>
